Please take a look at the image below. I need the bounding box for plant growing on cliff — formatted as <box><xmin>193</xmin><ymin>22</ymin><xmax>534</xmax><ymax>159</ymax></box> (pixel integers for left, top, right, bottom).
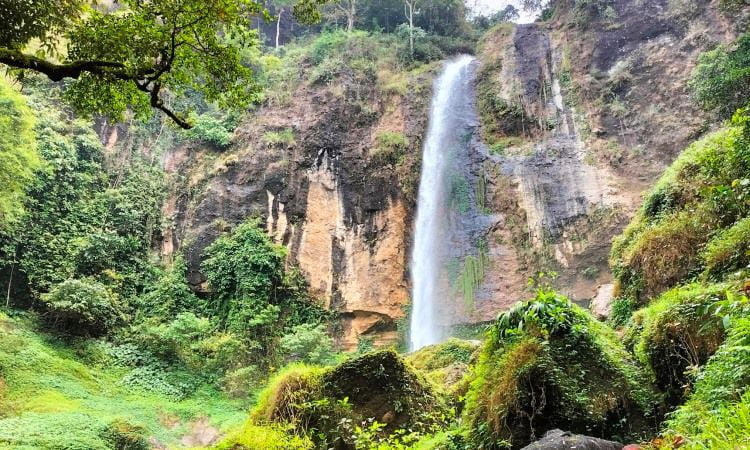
<box><xmin>690</xmin><ymin>33</ymin><xmax>750</xmax><ymax>119</ymax></box>
<box><xmin>201</xmin><ymin>218</ymin><xmax>328</xmax><ymax>366</ymax></box>
<box><xmin>464</xmin><ymin>290</ymin><xmax>656</xmax><ymax>448</ymax></box>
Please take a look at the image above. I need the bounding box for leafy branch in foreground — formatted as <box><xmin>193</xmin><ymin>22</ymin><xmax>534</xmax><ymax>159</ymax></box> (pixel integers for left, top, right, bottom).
<box><xmin>0</xmin><ymin>0</ymin><xmax>324</xmax><ymax>128</ymax></box>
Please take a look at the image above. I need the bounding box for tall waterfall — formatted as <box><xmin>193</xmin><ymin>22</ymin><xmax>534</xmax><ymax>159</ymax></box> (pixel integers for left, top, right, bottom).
<box><xmin>410</xmin><ymin>55</ymin><xmax>476</xmax><ymax>351</ymax></box>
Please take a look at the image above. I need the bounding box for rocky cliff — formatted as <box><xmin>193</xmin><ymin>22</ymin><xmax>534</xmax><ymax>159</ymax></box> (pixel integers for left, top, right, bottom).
<box><xmin>159</xmin><ymin>41</ymin><xmax>436</xmax><ymax>349</ymax></box>
<box><xmin>153</xmin><ymin>0</ymin><xmax>749</xmax><ymax>347</ymax></box>
<box><xmin>469</xmin><ymin>0</ymin><xmax>749</xmax><ymax>318</ymax></box>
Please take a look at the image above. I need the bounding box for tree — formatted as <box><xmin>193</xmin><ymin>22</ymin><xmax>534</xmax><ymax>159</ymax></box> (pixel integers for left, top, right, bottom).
<box><xmin>336</xmin><ymin>0</ymin><xmax>358</xmax><ymax>32</ymax></box>
<box><xmin>404</xmin><ymin>0</ymin><xmax>420</xmax><ymax>56</ymax></box>
<box><xmin>0</xmin><ymin>0</ymin><xmax>324</xmax><ymax>129</ymax></box>
<box><xmin>0</xmin><ymin>78</ymin><xmax>41</xmax><ymax>227</ymax></box>
<box><xmin>493</xmin><ymin>5</ymin><xmax>520</xmax><ymax>23</ymax></box>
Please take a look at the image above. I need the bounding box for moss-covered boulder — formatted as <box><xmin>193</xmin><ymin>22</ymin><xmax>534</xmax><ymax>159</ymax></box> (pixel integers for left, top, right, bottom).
<box><xmin>250</xmin><ymin>350</ymin><xmax>447</xmax><ymax>449</ymax></box>
<box><xmin>463</xmin><ymin>291</ymin><xmax>656</xmax><ymax>449</ymax></box>
<box><xmin>407</xmin><ymin>338</ymin><xmax>479</xmax><ymax>397</ymax></box>
<box><xmin>624</xmin><ymin>283</ymin><xmax>728</xmax><ymax>410</ymax></box>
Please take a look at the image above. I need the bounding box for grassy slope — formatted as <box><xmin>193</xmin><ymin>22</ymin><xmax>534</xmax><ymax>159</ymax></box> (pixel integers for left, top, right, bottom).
<box><xmin>0</xmin><ymin>310</ymin><xmax>246</xmax><ymax>449</ymax></box>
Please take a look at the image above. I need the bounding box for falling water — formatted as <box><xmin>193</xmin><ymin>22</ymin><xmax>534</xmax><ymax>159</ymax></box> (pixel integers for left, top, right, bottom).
<box><xmin>410</xmin><ymin>55</ymin><xmax>476</xmax><ymax>351</ymax></box>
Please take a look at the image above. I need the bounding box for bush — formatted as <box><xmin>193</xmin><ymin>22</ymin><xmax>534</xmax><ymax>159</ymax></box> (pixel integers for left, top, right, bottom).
<box><xmin>139</xmin><ymin>255</ymin><xmax>203</xmax><ymax>317</ymax></box>
<box><xmin>611</xmin><ymin>118</ymin><xmax>750</xmax><ymax>304</ymax></box>
<box><xmin>370</xmin><ymin>131</ymin><xmax>410</xmax><ymax>166</ymax></box>
<box><xmin>186</xmin><ymin>113</ymin><xmax>236</xmax><ymax>149</ymax></box>
<box><xmin>251</xmin><ymin>351</ymin><xmax>447</xmax><ymax>448</ymax></box>
<box><xmin>41</xmin><ymin>278</ymin><xmax>123</xmax><ymax>336</ymax></box>
<box><xmin>662</xmin><ymin>311</ymin><xmax>750</xmax><ymax>448</ymax></box>
<box><xmin>0</xmin><ymin>78</ymin><xmax>41</xmax><ymax>227</ymax></box>
<box><xmin>279</xmin><ymin>323</ymin><xmax>336</xmax><ymax>366</ymax></box>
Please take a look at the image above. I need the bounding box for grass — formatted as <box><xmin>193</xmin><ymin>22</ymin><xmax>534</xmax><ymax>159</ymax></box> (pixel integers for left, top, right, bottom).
<box><xmin>702</xmin><ymin>216</ymin><xmax>750</xmax><ymax>277</ymax></box>
<box><xmin>0</xmin><ymin>310</ymin><xmax>246</xmax><ymax>449</ymax></box>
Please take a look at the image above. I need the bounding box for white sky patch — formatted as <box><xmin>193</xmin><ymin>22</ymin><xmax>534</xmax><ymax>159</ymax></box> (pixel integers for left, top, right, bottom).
<box><xmin>468</xmin><ymin>0</ymin><xmax>539</xmax><ymax>24</ymax></box>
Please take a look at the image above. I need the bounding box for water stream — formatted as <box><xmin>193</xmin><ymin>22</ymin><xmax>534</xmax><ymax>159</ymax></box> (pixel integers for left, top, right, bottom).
<box><xmin>410</xmin><ymin>55</ymin><xmax>477</xmax><ymax>351</ymax></box>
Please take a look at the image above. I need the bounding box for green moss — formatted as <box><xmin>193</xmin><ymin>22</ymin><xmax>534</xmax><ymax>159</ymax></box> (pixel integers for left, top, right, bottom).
<box><xmin>216</xmin><ymin>423</ymin><xmax>314</xmax><ymax>450</ymax></box>
<box><xmin>407</xmin><ymin>339</ymin><xmax>478</xmax><ymax>396</ymax></box>
<box><xmin>408</xmin><ymin>338</ymin><xmax>476</xmax><ymax>372</ymax></box>
<box><xmin>463</xmin><ymin>291</ymin><xmax>656</xmax><ymax>448</ymax></box>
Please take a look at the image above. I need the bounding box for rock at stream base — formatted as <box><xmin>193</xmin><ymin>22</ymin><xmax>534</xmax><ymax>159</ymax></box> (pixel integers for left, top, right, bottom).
<box><xmin>521</xmin><ymin>429</ymin><xmax>623</xmax><ymax>450</ymax></box>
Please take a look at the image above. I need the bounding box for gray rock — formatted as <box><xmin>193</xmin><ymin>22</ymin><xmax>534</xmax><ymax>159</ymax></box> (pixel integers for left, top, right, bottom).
<box><xmin>590</xmin><ymin>284</ymin><xmax>616</xmax><ymax>320</ymax></box>
<box><xmin>521</xmin><ymin>429</ymin><xmax>623</xmax><ymax>450</ymax></box>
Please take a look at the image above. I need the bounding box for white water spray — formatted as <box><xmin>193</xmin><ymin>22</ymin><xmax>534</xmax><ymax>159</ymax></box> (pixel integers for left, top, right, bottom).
<box><xmin>410</xmin><ymin>55</ymin><xmax>475</xmax><ymax>351</ymax></box>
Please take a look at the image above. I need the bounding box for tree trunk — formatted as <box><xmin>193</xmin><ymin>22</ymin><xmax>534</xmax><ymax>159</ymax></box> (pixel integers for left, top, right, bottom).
<box><xmin>347</xmin><ymin>1</ymin><xmax>356</xmax><ymax>32</ymax></box>
<box><xmin>276</xmin><ymin>8</ymin><xmax>283</xmax><ymax>49</ymax></box>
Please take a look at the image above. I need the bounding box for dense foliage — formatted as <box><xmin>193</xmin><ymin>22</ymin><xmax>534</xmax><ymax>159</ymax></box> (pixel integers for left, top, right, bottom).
<box><xmin>0</xmin><ymin>0</ymin><xmax>328</xmax><ymax>128</ymax></box>
<box><xmin>0</xmin><ymin>78</ymin><xmax>40</xmax><ymax>227</ymax></box>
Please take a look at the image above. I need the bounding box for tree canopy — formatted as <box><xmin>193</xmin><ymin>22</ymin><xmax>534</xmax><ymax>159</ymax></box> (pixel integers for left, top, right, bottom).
<box><xmin>0</xmin><ymin>0</ymin><xmax>324</xmax><ymax>128</ymax></box>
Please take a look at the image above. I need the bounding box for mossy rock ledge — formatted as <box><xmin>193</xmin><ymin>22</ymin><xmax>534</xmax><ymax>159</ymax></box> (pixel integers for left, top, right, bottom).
<box><xmin>250</xmin><ymin>350</ymin><xmax>447</xmax><ymax>449</ymax></box>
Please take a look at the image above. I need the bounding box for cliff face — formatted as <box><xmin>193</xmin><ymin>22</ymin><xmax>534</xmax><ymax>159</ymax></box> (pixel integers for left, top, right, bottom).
<box><xmin>161</xmin><ymin>54</ymin><xmax>435</xmax><ymax>349</ymax></box>
<box><xmin>472</xmin><ymin>0</ymin><xmax>749</xmax><ymax>314</ymax></box>
<box><xmin>156</xmin><ymin>0</ymin><xmax>749</xmax><ymax>347</ymax></box>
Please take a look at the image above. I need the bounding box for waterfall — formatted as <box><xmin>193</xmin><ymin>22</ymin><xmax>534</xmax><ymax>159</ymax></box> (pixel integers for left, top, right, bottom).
<box><xmin>410</xmin><ymin>55</ymin><xmax>476</xmax><ymax>351</ymax></box>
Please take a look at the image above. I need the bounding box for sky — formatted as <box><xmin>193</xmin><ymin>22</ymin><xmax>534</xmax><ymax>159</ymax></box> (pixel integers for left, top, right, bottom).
<box><xmin>469</xmin><ymin>0</ymin><xmax>539</xmax><ymax>24</ymax></box>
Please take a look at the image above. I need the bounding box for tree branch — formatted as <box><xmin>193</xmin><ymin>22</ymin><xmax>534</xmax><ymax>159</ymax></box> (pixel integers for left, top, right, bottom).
<box><xmin>0</xmin><ymin>47</ymin><xmax>136</xmax><ymax>81</ymax></box>
<box><xmin>1</xmin><ymin>47</ymin><xmax>192</xmax><ymax>129</ymax></box>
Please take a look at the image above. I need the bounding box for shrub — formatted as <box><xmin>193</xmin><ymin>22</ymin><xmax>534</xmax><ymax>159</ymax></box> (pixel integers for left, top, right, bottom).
<box><xmin>370</xmin><ymin>131</ymin><xmax>410</xmax><ymax>166</ymax></box>
<box><xmin>251</xmin><ymin>351</ymin><xmax>447</xmax><ymax>448</ymax></box>
<box><xmin>262</xmin><ymin>128</ymin><xmax>296</xmax><ymax>147</ymax></box>
<box><xmin>41</xmin><ymin>278</ymin><xmax>123</xmax><ymax>336</ymax></box>
<box><xmin>279</xmin><ymin>323</ymin><xmax>336</xmax><ymax>366</ymax></box>
<box><xmin>0</xmin><ymin>77</ymin><xmax>41</xmax><ymax>227</ymax></box>
<box><xmin>661</xmin><ymin>311</ymin><xmax>750</xmax><ymax>448</ymax></box>
<box><xmin>690</xmin><ymin>33</ymin><xmax>750</xmax><ymax>118</ymax></box>
<box><xmin>101</xmin><ymin>420</ymin><xmax>150</xmax><ymax>450</ymax></box>
<box><xmin>186</xmin><ymin>113</ymin><xmax>237</xmax><ymax>149</ymax></box>
<box><xmin>138</xmin><ymin>255</ymin><xmax>203</xmax><ymax>317</ymax></box>
<box><xmin>611</xmin><ymin>119</ymin><xmax>750</xmax><ymax>304</ymax></box>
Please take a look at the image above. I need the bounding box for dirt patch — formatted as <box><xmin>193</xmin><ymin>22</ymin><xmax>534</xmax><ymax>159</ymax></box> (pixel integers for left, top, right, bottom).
<box><xmin>180</xmin><ymin>417</ymin><xmax>222</xmax><ymax>447</ymax></box>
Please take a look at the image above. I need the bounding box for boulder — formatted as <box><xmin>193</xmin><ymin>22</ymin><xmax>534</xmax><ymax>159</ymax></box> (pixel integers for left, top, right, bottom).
<box><xmin>521</xmin><ymin>429</ymin><xmax>623</xmax><ymax>450</ymax></box>
<box><xmin>590</xmin><ymin>284</ymin><xmax>616</xmax><ymax>320</ymax></box>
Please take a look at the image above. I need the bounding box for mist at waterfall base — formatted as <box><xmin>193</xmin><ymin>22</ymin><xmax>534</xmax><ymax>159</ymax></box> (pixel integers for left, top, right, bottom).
<box><xmin>409</xmin><ymin>55</ymin><xmax>476</xmax><ymax>351</ymax></box>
